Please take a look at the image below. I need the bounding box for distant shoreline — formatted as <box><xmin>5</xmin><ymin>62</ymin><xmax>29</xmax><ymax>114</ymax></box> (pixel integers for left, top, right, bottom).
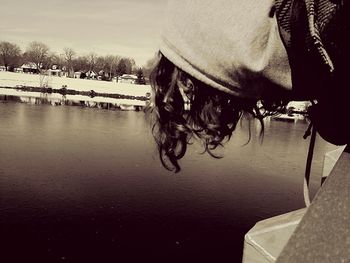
<box><xmin>0</xmin><ymin>71</ymin><xmax>152</xmax><ymax>109</ymax></box>
<box><xmin>0</xmin><ymin>85</ymin><xmax>149</xmax><ymax>101</ymax></box>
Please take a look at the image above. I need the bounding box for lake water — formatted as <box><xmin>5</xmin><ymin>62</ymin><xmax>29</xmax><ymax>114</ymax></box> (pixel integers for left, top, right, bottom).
<box><xmin>0</xmin><ymin>102</ymin><xmax>337</xmax><ymax>262</ymax></box>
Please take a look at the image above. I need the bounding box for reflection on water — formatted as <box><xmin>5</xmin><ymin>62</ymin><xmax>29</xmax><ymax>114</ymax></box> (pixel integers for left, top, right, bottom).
<box><xmin>0</xmin><ymin>88</ymin><xmax>147</xmax><ymax>110</ymax></box>
<box><xmin>0</xmin><ymin>103</ymin><xmax>337</xmax><ymax>262</ymax></box>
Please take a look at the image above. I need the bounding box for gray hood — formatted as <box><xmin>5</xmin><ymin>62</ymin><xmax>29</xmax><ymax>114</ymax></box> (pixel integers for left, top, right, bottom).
<box><xmin>160</xmin><ymin>0</ymin><xmax>292</xmax><ymax>98</ymax></box>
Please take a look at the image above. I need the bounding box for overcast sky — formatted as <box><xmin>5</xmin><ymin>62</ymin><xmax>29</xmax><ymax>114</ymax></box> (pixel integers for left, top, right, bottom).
<box><xmin>1</xmin><ymin>0</ymin><xmax>167</xmax><ymax>66</ymax></box>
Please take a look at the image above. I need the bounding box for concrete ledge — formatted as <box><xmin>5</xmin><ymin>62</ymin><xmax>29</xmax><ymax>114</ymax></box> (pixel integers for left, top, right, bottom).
<box><xmin>277</xmin><ymin>151</ymin><xmax>350</xmax><ymax>262</ymax></box>
<box><xmin>243</xmin><ymin>209</ymin><xmax>306</xmax><ymax>262</ymax></box>
<box><xmin>243</xmin><ymin>146</ymin><xmax>348</xmax><ymax>263</ymax></box>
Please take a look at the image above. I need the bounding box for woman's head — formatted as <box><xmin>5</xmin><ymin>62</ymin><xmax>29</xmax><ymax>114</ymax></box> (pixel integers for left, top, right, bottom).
<box><xmin>148</xmin><ymin>0</ymin><xmax>297</xmax><ymax>172</ymax></box>
<box><xmin>148</xmin><ymin>0</ymin><xmax>349</xmax><ymax>172</ymax></box>
<box><xmin>149</xmin><ymin>53</ymin><xmax>289</xmax><ymax>172</ymax></box>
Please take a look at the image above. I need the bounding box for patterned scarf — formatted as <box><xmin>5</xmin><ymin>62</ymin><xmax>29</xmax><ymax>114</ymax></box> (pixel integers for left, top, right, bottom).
<box><xmin>275</xmin><ymin>0</ymin><xmax>344</xmax><ymax>98</ymax></box>
<box><xmin>275</xmin><ymin>0</ymin><xmax>349</xmax><ymax>145</ymax></box>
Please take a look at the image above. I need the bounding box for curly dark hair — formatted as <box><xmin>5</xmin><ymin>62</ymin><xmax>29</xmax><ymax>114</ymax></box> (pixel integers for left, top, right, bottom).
<box><xmin>148</xmin><ymin>53</ymin><xmax>291</xmax><ymax>172</ymax></box>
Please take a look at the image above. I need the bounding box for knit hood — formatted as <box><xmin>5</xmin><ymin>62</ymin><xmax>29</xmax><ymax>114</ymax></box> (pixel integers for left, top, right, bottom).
<box><xmin>160</xmin><ymin>0</ymin><xmax>292</xmax><ymax>98</ymax></box>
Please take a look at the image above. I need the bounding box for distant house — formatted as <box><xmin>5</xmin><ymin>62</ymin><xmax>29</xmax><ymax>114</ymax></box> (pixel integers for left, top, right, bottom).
<box><xmin>48</xmin><ymin>69</ymin><xmax>68</xmax><ymax>77</ymax></box>
<box><xmin>46</xmin><ymin>65</ymin><xmax>61</xmax><ymax>77</ymax></box>
<box><xmin>287</xmin><ymin>101</ymin><xmax>311</xmax><ymax>112</ymax></box>
<box><xmin>73</xmin><ymin>70</ymin><xmax>97</xmax><ymax>79</ymax></box>
<box><xmin>85</xmin><ymin>70</ymin><xmax>98</xmax><ymax>79</ymax></box>
<box><xmin>21</xmin><ymin>62</ymin><xmax>40</xmax><ymax>74</ymax></box>
<box><xmin>47</xmin><ymin>68</ymin><xmax>60</xmax><ymax>76</ymax></box>
<box><xmin>46</xmin><ymin>65</ymin><xmax>68</xmax><ymax>77</ymax></box>
<box><xmin>97</xmin><ymin>70</ymin><xmax>110</xmax><ymax>81</ymax></box>
<box><xmin>74</xmin><ymin>71</ymin><xmax>83</xmax><ymax>79</ymax></box>
<box><xmin>118</xmin><ymin>74</ymin><xmax>138</xmax><ymax>84</ymax></box>
<box><xmin>14</xmin><ymin>67</ymin><xmax>23</xmax><ymax>73</ymax></box>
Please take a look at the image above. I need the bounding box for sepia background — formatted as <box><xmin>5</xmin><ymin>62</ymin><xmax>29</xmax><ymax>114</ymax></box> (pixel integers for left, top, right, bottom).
<box><xmin>0</xmin><ymin>1</ymin><xmax>338</xmax><ymax>262</ymax></box>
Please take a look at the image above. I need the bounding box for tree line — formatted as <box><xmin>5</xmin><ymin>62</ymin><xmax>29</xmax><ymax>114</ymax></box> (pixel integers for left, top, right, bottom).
<box><xmin>0</xmin><ymin>40</ymin><xmax>157</xmax><ymax>83</ymax></box>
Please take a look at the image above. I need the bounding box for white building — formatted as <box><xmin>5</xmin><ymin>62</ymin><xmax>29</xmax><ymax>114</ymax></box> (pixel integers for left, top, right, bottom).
<box><xmin>20</xmin><ymin>62</ymin><xmax>40</xmax><ymax>74</ymax></box>
<box><xmin>118</xmin><ymin>74</ymin><xmax>138</xmax><ymax>84</ymax></box>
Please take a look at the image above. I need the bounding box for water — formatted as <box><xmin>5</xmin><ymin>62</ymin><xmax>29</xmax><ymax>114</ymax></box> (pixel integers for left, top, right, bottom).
<box><xmin>0</xmin><ymin>102</ymin><xmax>337</xmax><ymax>262</ymax></box>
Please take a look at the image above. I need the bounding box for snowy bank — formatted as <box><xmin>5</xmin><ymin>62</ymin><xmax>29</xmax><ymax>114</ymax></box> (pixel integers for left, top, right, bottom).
<box><xmin>0</xmin><ymin>71</ymin><xmax>151</xmax><ymax>97</ymax></box>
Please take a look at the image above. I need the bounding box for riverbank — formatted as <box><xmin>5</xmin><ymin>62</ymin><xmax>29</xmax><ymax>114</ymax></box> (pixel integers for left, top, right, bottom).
<box><xmin>0</xmin><ymin>71</ymin><xmax>151</xmax><ymax>96</ymax></box>
<box><xmin>0</xmin><ymin>71</ymin><xmax>152</xmax><ymax>109</ymax></box>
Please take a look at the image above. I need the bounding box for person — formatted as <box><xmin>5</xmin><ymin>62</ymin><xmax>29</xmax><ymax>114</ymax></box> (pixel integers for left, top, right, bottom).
<box><xmin>149</xmin><ymin>0</ymin><xmax>349</xmax><ymax>172</ymax></box>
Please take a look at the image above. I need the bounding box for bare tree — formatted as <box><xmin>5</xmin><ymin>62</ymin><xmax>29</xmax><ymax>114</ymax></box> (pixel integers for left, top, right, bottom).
<box><xmin>3</xmin><ymin>40</ymin><xmax>141</xmax><ymax>80</ymax></box>
<box><xmin>95</xmin><ymin>55</ymin><xmax>107</xmax><ymax>73</ymax></box>
<box><xmin>44</xmin><ymin>52</ymin><xmax>63</xmax><ymax>70</ymax></box>
<box><xmin>87</xmin><ymin>52</ymin><xmax>97</xmax><ymax>71</ymax></box>
<box><xmin>116</xmin><ymin>57</ymin><xmax>136</xmax><ymax>77</ymax></box>
<box><xmin>103</xmin><ymin>55</ymin><xmax>114</xmax><ymax>78</ymax></box>
<box><xmin>116</xmin><ymin>58</ymin><xmax>127</xmax><ymax>77</ymax></box>
<box><xmin>63</xmin><ymin>47</ymin><xmax>76</xmax><ymax>77</ymax></box>
<box><xmin>73</xmin><ymin>55</ymin><xmax>89</xmax><ymax>72</ymax></box>
<box><xmin>129</xmin><ymin>58</ymin><xmax>137</xmax><ymax>74</ymax></box>
<box><xmin>0</xmin><ymin>41</ymin><xmax>22</xmax><ymax>71</ymax></box>
<box><xmin>136</xmin><ymin>68</ymin><xmax>146</xmax><ymax>84</ymax></box>
<box><xmin>24</xmin><ymin>41</ymin><xmax>50</xmax><ymax>73</ymax></box>
<box><xmin>102</xmin><ymin>55</ymin><xmax>121</xmax><ymax>79</ymax></box>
